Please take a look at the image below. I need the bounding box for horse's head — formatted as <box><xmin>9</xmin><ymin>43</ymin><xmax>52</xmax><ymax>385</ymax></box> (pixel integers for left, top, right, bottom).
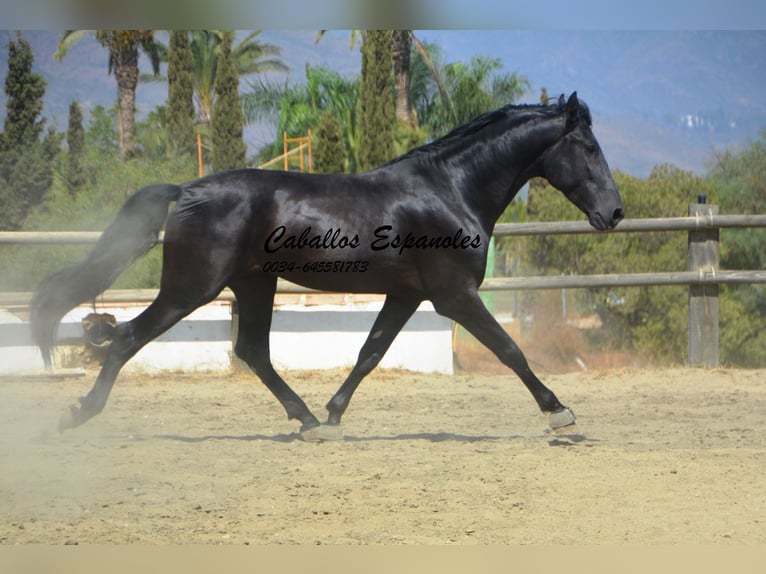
<box><xmin>540</xmin><ymin>92</ymin><xmax>624</xmax><ymax>231</ymax></box>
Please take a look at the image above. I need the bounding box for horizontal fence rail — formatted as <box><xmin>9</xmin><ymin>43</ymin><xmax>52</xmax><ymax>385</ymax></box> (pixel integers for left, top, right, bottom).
<box><xmin>2</xmin><ymin>208</ymin><xmax>765</xmax><ymax>367</ymax></box>
<box><xmin>493</xmin><ymin>214</ymin><xmax>766</xmax><ymax>236</ymax></box>
<box><xmin>0</xmin><ymin>231</ymin><xmax>104</xmax><ymax>244</ymax></box>
<box><xmin>482</xmin><ymin>270</ymin><xmax>766</xmax><ymax>291</ymax></box>
<box><xmin>4</xmin><ymin>214</ymin><xmax>766</xmax><ymax>245</ymax></box>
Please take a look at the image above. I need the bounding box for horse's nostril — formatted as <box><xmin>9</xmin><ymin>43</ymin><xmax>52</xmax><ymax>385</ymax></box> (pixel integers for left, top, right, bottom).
<box><xmin>612</xmin><ymin>207</ymin><xmax>625</xmax><ymax>223</ymax></box>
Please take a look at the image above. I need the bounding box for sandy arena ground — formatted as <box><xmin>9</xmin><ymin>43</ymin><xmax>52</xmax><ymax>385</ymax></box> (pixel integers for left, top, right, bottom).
<box><xmin>1</xmin><ymin>367</ymin><xmax>765</xmax><ymax>545</ymax></box>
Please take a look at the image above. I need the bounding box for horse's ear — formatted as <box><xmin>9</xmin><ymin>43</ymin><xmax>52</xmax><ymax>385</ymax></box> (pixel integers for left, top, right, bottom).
<box><xmin>566</xmin><ymin>92</ymin><xmax>579</xmax><ymax>113</ymax></box>
<box><xmin>565</xmin><ymin>92</ymin><xmax>580</xmax><ymax>128</ymax></box>
<box><xmin>558</xmin><ymin>93</ymin><xmax>566</xmax><ymax>106</ymax></box>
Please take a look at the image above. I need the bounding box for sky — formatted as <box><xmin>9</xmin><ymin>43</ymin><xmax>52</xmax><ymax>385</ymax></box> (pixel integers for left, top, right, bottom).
<box><xmin>2</xmin><ymin>0</ymin><xmax>766</xmax><ymax>29</ymax></box>
<box><xmin>416</xmin><ymin>0</ymin><xmax>766</xmax><ymax>29</ymax></box>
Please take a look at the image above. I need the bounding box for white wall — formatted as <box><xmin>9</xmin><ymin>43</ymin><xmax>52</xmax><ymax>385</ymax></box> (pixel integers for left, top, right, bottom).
<box><xmin>0</xmin><ymin>301</ymin><xmax>453</xmax><ymax>375</ymax></box>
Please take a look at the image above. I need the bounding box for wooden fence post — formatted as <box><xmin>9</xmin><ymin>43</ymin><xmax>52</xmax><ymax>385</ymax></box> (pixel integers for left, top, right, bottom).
<box><xmin>688</xmin><ymin>199</ymin><xmax>720</xmax><ymax>367</ymax></box>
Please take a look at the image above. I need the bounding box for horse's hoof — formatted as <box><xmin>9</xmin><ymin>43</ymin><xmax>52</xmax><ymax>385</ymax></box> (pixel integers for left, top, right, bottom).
<box><xmin>300</xmin><ymin>424</ymin><xmax>344</xmax><ymax>442</ymax></box>
<box><xmin>317</xmin><ymin>424</ymin><xmax>344</xmax><ymax>441</ymax></box>
<box><xmin>58</xmin><ymin>406</ymin><xmax>77</xmax><ymax>433</ymax></box>
<box><xmin>549</xmin><ymin>407</ymin><xmax>576</xmax><ymax>432</ymax></box>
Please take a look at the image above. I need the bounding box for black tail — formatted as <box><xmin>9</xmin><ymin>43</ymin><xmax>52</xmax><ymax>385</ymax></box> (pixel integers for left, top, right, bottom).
<box><xmin>30</xmin><ymin>183</ymin><xmax>183</xmax><ymax>368</ymax></box>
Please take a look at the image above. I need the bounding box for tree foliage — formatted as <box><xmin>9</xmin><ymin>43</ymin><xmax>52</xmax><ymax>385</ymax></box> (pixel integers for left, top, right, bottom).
<box><xmin>85</xmin><ymin>105</ymin><xmax>120</xmax><ymax>157</ymax></box>
<box><xmin>167</xmin><ymin>31</ymin><xmax>196</xmax><ymax>157</ymax></box>
<box><xmin>3</xmin><ymin>35</ymin><xmax>46</xmax><ymax>144</ymax></box>
<box><xmin>410</xmin><ymin>44</ymin><xmax>529</xmax><ymax>138</ymax></box>
<box><xmin>707</xmin><ymin>131</ymin><xmax>766</xmax><ymax>269</ymax></box>
<box><xmin>186</xmin><ymin>30</ymin><xmax>288</xmax><ymax>127</ymax></box>
<box><xmin>134</xmin><ymin>105</ymin><xmax>170</xmax><ymax>159</ymax></box>
<box><xmin>66</xmin><ymin>101</ymin><xmax>86</xmax><ymax>193</ymax></box>
<box><xmin>313</xmin><ymin>112</ymin><xmax>346</xmax><ymax>174</ymax></box>
<box><xmin>211</xmin><ymin>31</ymin><xmax>247</xmax><ymax>172</ymax></box>
<box><xmin>0</xmin><ymin>34</ymin><xmax>59</xmax><ymax>230</ymax></box>
<box><xmin>706</xmin><ymin>131</ymin><xmax>766</xmax><ymax>366</ymax></box>
<box><xmin>0</xmin><ymin>117</ymin><xmax>194</xmax><ymax>292</ymax></box>
<box><xmin>316</xmin><ymin>29</ymin><xmax>444</xmax><ymax>133</ymax></box>
<box><xmin>358</xmin><ymin>30</ymin><xmax>395</xmax><ymax>171</ymax></box>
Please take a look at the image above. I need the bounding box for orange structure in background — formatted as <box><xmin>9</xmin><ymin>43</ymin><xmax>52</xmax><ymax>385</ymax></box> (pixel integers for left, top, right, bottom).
<box><xmin>258</xmin><ymin>130</ymin><xmax>313</xmax><ymax>173</ymax></box>
<box><xmin>282</xmin><ymin>130</ymin><xmax>312</xmax><ymax>172</ymax></box>
<box><xmin>197</xmin><ymin>132</ymin><xmax>204</xmax><ymax>177</ymax></box>
<box><xmin>197</xmin><ymin>130</ymin><xmax>313</xmax><ymax>177</ymax></box>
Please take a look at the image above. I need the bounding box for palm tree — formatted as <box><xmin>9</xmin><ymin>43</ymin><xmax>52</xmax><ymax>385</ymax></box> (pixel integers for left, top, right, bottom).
<box><xmin>55</xmin><ymin>30</ymin><xmax>162</xmax><ymax>158</ymax></box>
<box><xmin>443</xmin><ymin>56</ymin><xmax>529</xmax><ymax>126</ymax></box>
<box><xmin>411</xmin><ymin>49</ymin><xmax>530</xmax><ymax>138</ymax></box>
<box><xmin>243</xmin><ymin>65</ymin><xmax>361</xmax><ymax>172</ymax></box>
<box><xmin>392</xmin><ymin>30</ymin><xmax>413</xmax><ymax>127</ymax></box>
<box><xmin>188</xmin><ymin>30</ymin><xmax>288</xmax><ymax>126</ymax></box>
<box><xmin>316</xmin><ymin>29</ymin><xmax>446</xmax><ymax>130</ymax></box>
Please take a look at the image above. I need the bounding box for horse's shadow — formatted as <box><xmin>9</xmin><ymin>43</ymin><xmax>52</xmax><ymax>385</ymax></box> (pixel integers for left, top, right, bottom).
<box><xmin>142</xmin><ymin>432</ymin><xmax>514</xmax><ymax>444</ymax></box>
<box><xmin>142</xmin><ymin>431</ymin><xmax>597</xmax><ymax>446</ymax></box>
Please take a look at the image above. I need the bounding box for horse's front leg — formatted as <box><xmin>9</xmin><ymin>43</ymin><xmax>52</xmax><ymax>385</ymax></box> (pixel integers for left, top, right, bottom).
<box><xmin>432</xmin><ymin>289</ymin><xmax>576</xmax><ymax>432</ymax></box>
<box><xmin>322</xmin><ymin>296</ymin><xmax>421</xmax><ymax>435</ymax></box>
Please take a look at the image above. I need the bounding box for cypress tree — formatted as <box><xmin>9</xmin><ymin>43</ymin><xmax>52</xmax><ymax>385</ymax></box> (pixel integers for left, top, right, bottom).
<box><xmin>0</xmin><ymin>33</ymin><xmax>58</xmax><ymax>230</ymax></box>
<box><xmin>66</xmin><ymin>100</ymin><xmax>86</xmax><ymax>193</ymax></box>
<box><xmin>167</xmin><ymin>31</ymin><xmax>196</xmax><ymax>156</ymax></box>
<box><xmin>358</xmin><ymin>30</ymin><xmax>395</xmax><ymax>172</ymax></box>
<box><xmin>314</xmin><ymin>112</ymin><xmax>346</xmax><ymax>174</ymax></box>
<box><xmin>2</xmin><ymin>35</ymin><xmax>45</xmax><ymax>145</ymax></box>
<box><xmin>212</xmin><ymin>30</ymin><xmax>247</xmax><ymax>172</ymax></box>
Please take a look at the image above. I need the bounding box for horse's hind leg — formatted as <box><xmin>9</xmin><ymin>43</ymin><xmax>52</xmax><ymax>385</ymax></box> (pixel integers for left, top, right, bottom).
<box><xmin>432</xmin><ymin>289</ymin><xmax>576</xmax><ymax>431</ymax></box>
<box><xmin>229</xmin><ymin>273</ymin><xmax>322</xmax><ymax>435</ymax></box>
<box><xmin>60</xmin><ymin>220</ymin><xmax>234</xmax><ymax>431</ymax></box>
<box><xmin>60</xmin><ymin>287</ymin><xmax>221</xmax><ymax>431</ymax></box>
<box><xmin>325</xmin><ymin>295</ymin><xmax>421</xmax><ymax>428</ymax></box>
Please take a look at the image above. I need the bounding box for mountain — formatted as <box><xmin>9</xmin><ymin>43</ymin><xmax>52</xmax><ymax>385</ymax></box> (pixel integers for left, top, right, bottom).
<box><xmin>1</xmin><ymin>30</ymin><xmax>764</xmax><ymax>177</ymax></box>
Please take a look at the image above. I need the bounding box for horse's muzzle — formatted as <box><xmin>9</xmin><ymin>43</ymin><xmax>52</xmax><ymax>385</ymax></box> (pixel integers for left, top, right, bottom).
<box><xmin>609</xmin><ymin>207</ymin><xmax>625</xmax><ymax>228</ymax></box>
<box><xmin>590</xmin><ymin>207</ymin><xmax>624</xmax><ymax>231</ymax></box>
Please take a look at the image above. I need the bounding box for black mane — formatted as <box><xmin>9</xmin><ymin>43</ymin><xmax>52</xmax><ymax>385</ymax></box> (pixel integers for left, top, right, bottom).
<box><xmin>386</xmin><ymin>97</ymin><xmax>589</xmax><ymax>166</ymax></box>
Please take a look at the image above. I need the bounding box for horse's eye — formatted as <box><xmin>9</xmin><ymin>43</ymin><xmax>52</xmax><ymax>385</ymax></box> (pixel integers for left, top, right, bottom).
<box><xmin>585</xmin><ymin>143</ymin><xmax>598</xmax><ymax>155</ymax></box>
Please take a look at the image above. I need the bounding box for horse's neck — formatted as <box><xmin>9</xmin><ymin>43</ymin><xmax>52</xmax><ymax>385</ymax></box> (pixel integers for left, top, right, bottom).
<box><xmin>446</xmin><ymin>115</ymin><xmax>565</xmax><ymax>227</ymax></box>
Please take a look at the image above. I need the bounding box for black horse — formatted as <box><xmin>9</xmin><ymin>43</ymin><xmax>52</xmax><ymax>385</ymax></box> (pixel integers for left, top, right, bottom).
<box><xmin>31</xmin><ymin>92</ymin><xmax>623</xmax><ymax>441</ymax></box>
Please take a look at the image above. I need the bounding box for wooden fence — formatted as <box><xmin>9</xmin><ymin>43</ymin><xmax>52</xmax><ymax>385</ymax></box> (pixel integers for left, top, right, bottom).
<box><xmin>488</xmin><ymin>205</ymin><xmax>766</xmax><ymax>367</ymax></box>
<box><xmin>2</xmin><ymin>203</ymin><xmax>765</xmax><ymax>367</ymax></box>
